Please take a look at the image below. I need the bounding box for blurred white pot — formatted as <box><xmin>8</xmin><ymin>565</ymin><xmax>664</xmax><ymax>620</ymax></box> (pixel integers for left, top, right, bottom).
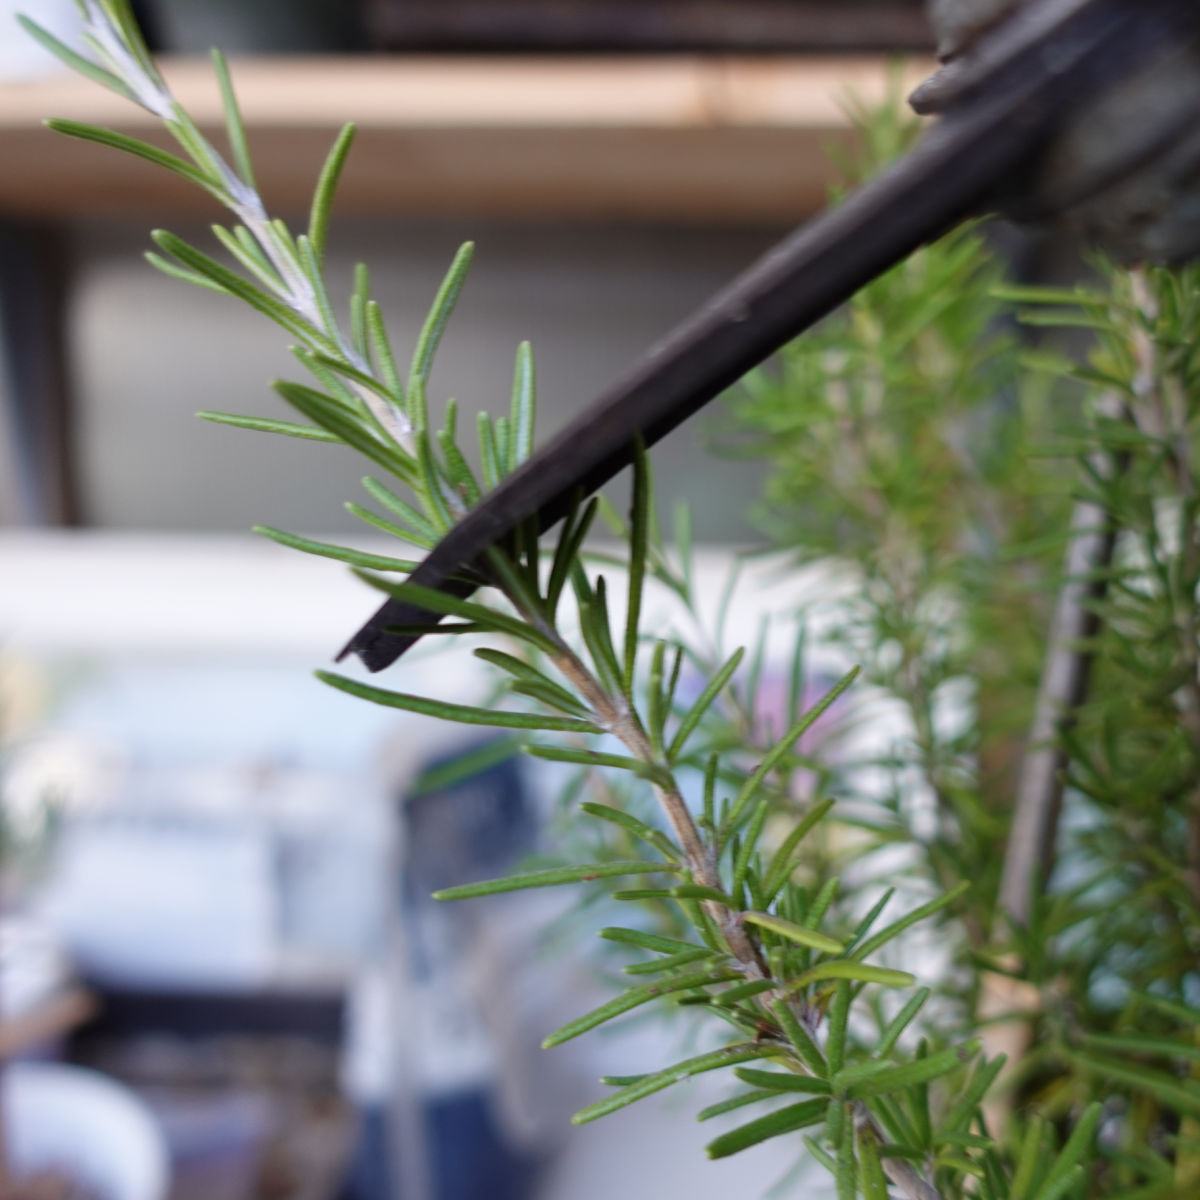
<box><xmin>2</xmin><ymin>1062</ymin><xmax>170</xmax><ymax>1200</ymax></box>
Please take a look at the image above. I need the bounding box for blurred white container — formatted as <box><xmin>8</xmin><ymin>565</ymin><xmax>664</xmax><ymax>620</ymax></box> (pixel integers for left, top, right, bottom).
<box><xmin>2</xmin><ymin>1062</ymin><xmax>170</xmax><ymax>1200</ymax></box>
<box><xmin>0</xmin><ymin>0</ymin><xmax>83</xmax><ymax>81</ymax></box>
<box><xmin>39</xmin><ymin>814</ymin><xmax>277</xmax><ymax>988</ymax></box>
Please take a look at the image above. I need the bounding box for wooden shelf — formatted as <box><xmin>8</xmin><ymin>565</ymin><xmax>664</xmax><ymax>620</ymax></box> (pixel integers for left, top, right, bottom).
<box><xmin>0</xmin><ymin>55</ymin><xmax>932</xmax><ymax>222</ymax></box>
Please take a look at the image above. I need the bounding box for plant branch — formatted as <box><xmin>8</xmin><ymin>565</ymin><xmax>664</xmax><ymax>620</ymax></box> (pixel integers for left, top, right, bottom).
<box><xmin>515</xmin><ymin>585</ymin><xmax>945</xmax><ymax>1200</ymax></box>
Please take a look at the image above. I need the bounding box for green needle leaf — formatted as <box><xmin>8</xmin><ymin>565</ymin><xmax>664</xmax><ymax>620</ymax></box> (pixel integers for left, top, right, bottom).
<box><xmin>624</xmin><ymin>438</ymin><xmax>649</xmax><ymax>690</ymax></box>
<box><xmin>20</xmin><ymin>18</ymin><xmax>132</xmax><ymax>99</ymax></box>
<box><xmin>211</xmin><ymin>224</ymin><xmax>284</xmax><ymax>293</ymax></box>
<box><xmin>154</xmin><ymin>233</ymin><xmax>315</xmax><ymax>342</ymax></box>
<box><xmin>697</xmin><ymin>1089</ymin><xmax>777</xmax><ymax>1121</ymax></box>
<box><xmin>307</xmin><ymin>351</ymin><xmax>408</xmax><ymax>411</ymax></box>
<box><xmin>365</xmin><ymin>301</ymin><xmax>404</xmax><ymax>408</ymax></box>
<box><xmin>858</xmin><ymin>1127</ymin><xmax>889</xmax><ymax>1200</ymax></box>
<box><xmin>477</xmin><ymin>413</ymin><xmax>502</xmax><ymax>489</ymax></box>
<box><xmin>940</xmin><ymin>1054</ymin><xmax>1006</xmax><ymax>1136</ymax></box>
<box><xmin>548</xmin><ymin>496</ymin><xmax>597</xmax><ymax>618</ymax></box>
<box><xmin>705</xmin><ymin>1098</ymin><xmax>828</xmax><ymax>1160</ymax></box>
<box><xmin>542</xmin><ymin>966</ymin><xmax>739</xmax><ymax>1048</ymax></box>
<box><xmin>211</xmin><ymin>49</ymin><xmax>256</xmax><ymax>190</ymax></box>
<box><xmin>668</xmin><ymin>646</ymin><xmax>745</xmax><ymax>762</ymax></box>
<box><xmin>841</xmin><ymin>1040</ymin><xmax>981</xmax><ymax>1100</ymax></box>
<box><xmin>731</xmin><ymin>799</ymin><xmax>769</xmax><ymax>904</ymax></box>
<box><xmin>474</xmin><ymin>649</ymin><xmax>588</xmax><ymax>715</ymax></box>
<box><xmin>350</xmin><ymin>264</ymin><xmax>370</xmax><ymax>358</ymax></box>
<box><xmin>741</xmin><ymin>912</ymin><xmax>844</xmax><ymax>956</ymax></box>
<box><xmin>1080</xmin><ymin>1032</ymin><xmax>1200</xmax><ymax>1064</ymax></box>
<box><xmin>49</xmin><ymin>121</ymin><xmax>219</xmax><ymax>195</ymax></box>
<box><xmin>197</xmin><ymin>411</ymin><xmax>338</xmax><ymax>442</ymax></box>
<box><xmin>876</xmin><ymin>988</ymin><xmax>931</xmax><ymax>1057</ymax></box>
<box><xmin>724</xmin><ymin>667</ymin><xmax>859</xmax><ymax>833</ymax></box>
<box><xmin>599</xmin><ymin>928</ymin><xmax>706</xmax><ymax>955</ymax></box>
<box><xmin>762</xmin><ymin>798</ymin><xmax>836</xmax><ymax>903</ymax></box>
<box><xmin>771</xmin><ymin>998</ymin><xmax>827</xmax><ymax>1076</ymax></box>
<box><xmin>146</xmin><ymin>251</ymin><xmax>230</xmax><ymax>293</ymax></box>
<box><xmin>526</xmin><ymin>744</ymin><xmax>672</xmax><ymax>787</ymax></box>
<box><xmin>581</xmin><ymin>804</ymin><xmax>680</xmax><ymax>860</ymax></box>
<box><xmin>253</xmin><ymin>526</ymin><xmax>419</xmax><ymax>572</ymax></box>
<box><xmin>672</xmin><ymin>884</ymin><xmax>736</xmax><ymax>905</ymax></box>
<box><xmin>851</xmin><ymin>882</ymin><xmax>970</xmax><ymax>961</ymax></box>
<box><xmin>1073</xmin><ymin>1052</ymin><xmax>1200</xmax><ymax>1118</ymax></box>
<box><xmin>361</xmin><ymin>477</ymin><xmax>438</xmax><ymax>543</ymax></box>
<box><xmin>835</xmin><ymin>1103</ymin><xmax>855</xmax><ymax>1200</ymax></box>
<box><xmin>509</xmin><ymin>341</ymin><xmax>536</xmax><ymax>469</ymax></box>
<box><xmin>409</xmin><ymin>241</ymin><xmax>474</xmax><ymax>392</ymax></box>
<box><xmin>437</xmin><ymin>428</ymin><xmax>481</xmax><ymax>507</ymax></box>
<box><xmin>308</xmin><ymin>123</ymin><xmax>356</xmax><ymax>263</ymax></box>
<box><xmin>296</xmin><ymin>234</ymin><xmax>341</xmax><ymax>339</ymax></box>
<box><xmin>1033</xmin><ymin>1102</ymin><xmax>1101</xmax><ymax>1200</ymax></box>
<box><xmin>734</xmin><ymin>1069</ymin><xmax>832</xmax><ymax>1095</ymax></box>
<box><xmin>278</xmin><ymin>382</ymin><xmax>411</xmax><ymax>478</ymax></box>
<box><xmin>624</xmin><ymin>947</ymin><xmax>717</xmax><ymax>976</ymax></box>
<box><xmin>573</xmin><ymin>1043</ymin><xmax>779</xmax><ymax>1125</ymax></box>
<box><xmin>347</xmin><ymin>502</ymin><xmax>429</xmax><ymax>543</ymax></box>
<box><xmin>433</xmin><ymin>859</ymin><xmax>681</xmax><ymax>902</ymax></box>
<box><xmin>826</xmin><ymin>981</ymin><xmax>851</xmax><ymax>1075</ymax></box>
<box><xmin>784</xmin><ymin>961</ymin><xmax>916</xmax><ymax>992</ymax></box>
<box><xmin>352</xmin><ymin>575</ymin><xmax>560</xmax><ymax>656</ymax></box>
<box><xmin>317</xmin><ymin>671</ymin><xmax>602</xmax><ymax>734</ymax></box>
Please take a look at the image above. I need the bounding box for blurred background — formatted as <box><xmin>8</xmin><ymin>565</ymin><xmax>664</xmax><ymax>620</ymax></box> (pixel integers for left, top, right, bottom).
<box><xmin>1</xmin><ymin>3</ymin><xmax>933</xmax><ymax>1199</ymax></box>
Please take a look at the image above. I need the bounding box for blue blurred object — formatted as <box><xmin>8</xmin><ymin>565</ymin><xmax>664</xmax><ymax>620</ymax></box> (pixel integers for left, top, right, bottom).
<box><xmin>343</xmin><ymin>736</ymin><xmax>542</xmax><ymax>1200</ymax></box>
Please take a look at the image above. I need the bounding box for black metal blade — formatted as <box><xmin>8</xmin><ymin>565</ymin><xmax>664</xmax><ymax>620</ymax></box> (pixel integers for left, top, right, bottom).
<box><xmin>340</xmin><ymin>0</ymin><xmax>1197</xmax><ymax>672</ymax></box>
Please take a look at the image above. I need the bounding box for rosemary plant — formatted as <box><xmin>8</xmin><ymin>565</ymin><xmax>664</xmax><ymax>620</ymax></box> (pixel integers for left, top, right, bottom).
<box><xmin>24</xmin><ymin>4</ymin><xmax>1198</xmax><ymax>1198</ymax></box>
<box><xmin>724</xmin><ymin>104</ymin><xmax>1200</xmax><ymax>1200</ymax></box>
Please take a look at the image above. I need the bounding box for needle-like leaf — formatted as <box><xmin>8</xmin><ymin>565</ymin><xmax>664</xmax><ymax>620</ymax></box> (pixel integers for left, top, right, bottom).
<box><xmin>526</xmin><ymin>744</ymin><xmax>673</xmax><ymax>788</ymax></box>
<box><xmin>582</xmin><ymin>804</ymin><xmax>680</xmax><ymax>860</ymax></box>
<box><xmin>876</xmin><ymin>988</ymin><xmax>931</xmax><ymax>1057</ymax></box>
<box><xmin>145</xmin><ymin>251</ymin><xmax>229</xmax><ymax>293</ymax></box>
<box><xmin>48</xmin><ymin>120</ymin><xmax>218</xmax><ymax>195</ymax></box>
<box><xmin>624</xmin><ymin>438</ymin><xmax>649</xmax><ymax>690</ymax></box>
<box><xmin>543</xmin><ymin>966</ymin><xmax>739</xmax><ymax>1048</ymax></box>
<box><xmin>724</xmin><ymin>667</ymin><xmax>859</xmax><ymax>833</ymax></box>
<box><xmin>510</xmin><ymin>341</ymin><xmax>536</xmax><ymax>469</ymax></box>
<box><xmin>197</xmin><ymin>411</ymin><xmax>339</xmax><ymax>442</ymax></box>
<box><xmin>851</xmin><ymin>882</ymin><xmax>970</xmax><ymax>961</ymax></box>
<box><xmin>668</xmin><ymin>646</ymin><xmax>745</xmax><ymax>762</ymax></box>
<box><xmin>19</xmin><ymin>16</ymin><xmax>137</xmax><ymax>100</ymax></box>
<box><xmin>573</xmin><ymin>1044</ymin><xmax>779</xmax><ymax>1124</ymax></box>
<box><xmin>352</xmin><ymin>574</ymin><xmax>560</xmax><ymax>655</ymax></box>
<box><xmin>734</xmin><ymin>1068</ymin><xmax>832</xmax><ymax>1095</ymax></box>
<box><xmin>697</xmin><ymin>1089</ymin><xmax>777</xmax><ymax>1121</ymax></box>
<box><xmin>254</xmin><ymin>526</ymin><xmax>419</xmax><ymax>572</ymax></box>
<box><xmin>211</xmin><ymin>49</ymin><xmax>256</xmax><ymax>190</ymax></box>
<box><xmin>840</xmin><ymin>1040</ymin><xmax>981</xmax><ymax>1101</ymax></box>
<box><xmin>741</xmin><ymin>912</ymin><xmax>844</xmax><ymax>957</ymax></box>
<box><xmin>433</xmin><ymin>859</ymin><xmax>682</xmax><ymax>902</ymax></box>
<box><xmin>706</xmin><ymin>1099</ymin><xmax>828</xmax><ymax>1160</ymax></box>
<box><xmin>762</xmin><ymin>798</ymin><xmax>836</xmax><ymax>903</ymax></box>
<box><xmin>308</xmin><ymin>123</ymin><xmax>357</xmax><ymax>264</ymax></box>
<box><xmin>409</xmin><ymin>242</ymin><xmax>474</xmax><ymax>393</ymax></box>
<box><xmin>317</xmin><ymin>671</ymin><xmax>602</xmax><ymax>733</ymax></box>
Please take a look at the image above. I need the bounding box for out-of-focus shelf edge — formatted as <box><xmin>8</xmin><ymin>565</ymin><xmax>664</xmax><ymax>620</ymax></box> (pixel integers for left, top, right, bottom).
<box><xmin>0</xmin><ymin>54</ymin><xmax>932</xmax><ymax>222</ymax></box>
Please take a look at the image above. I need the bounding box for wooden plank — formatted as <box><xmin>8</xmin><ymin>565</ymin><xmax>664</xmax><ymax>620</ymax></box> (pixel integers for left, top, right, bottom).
<box><xmin>364</xmin><ymin>1</ymin><xmax>933</xmax><ymax>52</ymax></box>
<box><xmin>0</xmin><ymin>55</ymin><xmax>932</xmax><ymax>221</ymax></box>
